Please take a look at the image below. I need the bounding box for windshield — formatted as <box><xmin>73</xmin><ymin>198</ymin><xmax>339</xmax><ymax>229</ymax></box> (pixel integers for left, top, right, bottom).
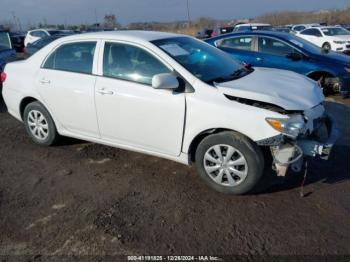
<box><xmin>321</xmin><ymin>27</ymin><xmax>350</xmax><ymax>36</ymax></box>
<box><xmin>0</xmin><ymin>32</ymin><xmax>12</xmax><ymax>51</ymax></box>
<box><xmin>152</xmin><ymin>37</ymin><xmax>247</xmax><ymax>83</ymax></box>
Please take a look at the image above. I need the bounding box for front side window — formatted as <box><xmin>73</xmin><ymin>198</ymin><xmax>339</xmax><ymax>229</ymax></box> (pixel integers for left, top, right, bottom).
<box><xmin>258</xmin><ymin>37</ymin><xmax>294</xmax><ymax>56</ymax></box>
<box><xmin>43</xmin><ymin>41</ymin><xmax>96</xmax><ymax>74</ymax></box>
<box><xmin>218</xmin><ymin>36</ymin><xmax>253</xmax><ymax>50</ymax></box>
<box><xmin>103</xmin><ymin>42</ymin><xmax>171</xmax><ymax>85</ymax></box>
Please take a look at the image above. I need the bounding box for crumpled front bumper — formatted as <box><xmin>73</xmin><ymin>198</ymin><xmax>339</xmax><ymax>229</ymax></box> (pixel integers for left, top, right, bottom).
<box><xmin>262</xmin><ymin>114</ymin><xmax>339</xmax><ymax>176</ymax></box>
<box><xmin>297</xmin><ymin>114</ymin><xmax>339</xmax><ymax>160</ymax></box>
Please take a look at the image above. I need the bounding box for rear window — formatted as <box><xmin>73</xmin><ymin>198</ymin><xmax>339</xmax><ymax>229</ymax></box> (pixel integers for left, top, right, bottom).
<box><xmin>43</xmin><ymin>41</ymin><xmax>96</xmax><ymax>74</ymax></box>
<box><xmin>0</xmin><ymin>32</ymin><xmax>12</xmax><ymax>51</ymax></box>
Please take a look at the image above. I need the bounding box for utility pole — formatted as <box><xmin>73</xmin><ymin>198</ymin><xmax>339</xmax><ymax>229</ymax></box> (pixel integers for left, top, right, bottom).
<box><xmin>11</xmin><ymin>11</ymin><xmax>19</xmax><ymax>30</ymax></box>
<box><xmin>186</xmin><ymin>0</ymin><xmax>191</xmax><ymax>28</ymax></box>
<box><xmin>94</xmin><ymin>8</ymin><xmax>98</xmax><ymax>26</ymax></box>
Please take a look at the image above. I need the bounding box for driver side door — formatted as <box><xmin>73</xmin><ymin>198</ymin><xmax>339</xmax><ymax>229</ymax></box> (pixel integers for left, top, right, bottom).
<box><xmin>94</xmin><ymin>41</ymin><xmax>186</xmax><ymax>156</ymax></box>
<box><xmin>255</xmin><ymin>36</ymin><xmax>306</xmax><ymax>74</ymax></box>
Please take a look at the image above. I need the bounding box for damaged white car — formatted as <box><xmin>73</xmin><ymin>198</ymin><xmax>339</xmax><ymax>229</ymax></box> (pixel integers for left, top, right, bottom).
<box><xmin>2</xmin><ymin>31</ymin><xmax>338</xmax><ymax>194</ymax></box>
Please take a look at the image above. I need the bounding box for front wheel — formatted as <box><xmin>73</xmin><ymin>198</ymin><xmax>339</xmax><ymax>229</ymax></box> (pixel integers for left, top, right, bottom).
<box><xmin>322</xmin><ymin>42</ymin><xmax>331</xmax><ymax>52</ymax></box>
<box><xmin>195</xmin><ymin>131</ymin><xmax>264</xmax><ymax>195</ymax></box>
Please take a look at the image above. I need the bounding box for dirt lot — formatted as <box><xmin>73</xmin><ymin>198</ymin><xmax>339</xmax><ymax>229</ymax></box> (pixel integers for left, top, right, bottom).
<box><xmin>0</xmin><ymin>92</ymin><xmax>350</xmax><ymax>260</ymax></box>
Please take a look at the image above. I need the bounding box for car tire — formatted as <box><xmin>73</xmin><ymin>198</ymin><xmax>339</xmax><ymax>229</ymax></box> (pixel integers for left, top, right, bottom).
<box><xmin>23</xmin><ymin>101</ymin><xmax>59</xmax><ymax>146</ymax></box>
<box><xmin>195</xmin><ymin>131</ymin><xmax>264</xmax><ymax>195</ymax></box>
<box><xmin>322</xmin><ymin>42</ymin><xmax>331</xmax><ymax>52</ymax></box>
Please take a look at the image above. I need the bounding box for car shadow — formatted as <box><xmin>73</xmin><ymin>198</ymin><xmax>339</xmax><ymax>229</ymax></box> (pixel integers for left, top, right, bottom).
<box><xmin>0</xmin><ymin>90</ymin><xmax>7</xmax><ymax>113</ymax></box>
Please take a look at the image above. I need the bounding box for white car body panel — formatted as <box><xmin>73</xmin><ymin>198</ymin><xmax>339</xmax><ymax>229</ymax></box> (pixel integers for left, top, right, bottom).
<box><xmin>216</xmin><ymin>67</ymin><xmax>324</xmax><ymax>111</ymax></box>
<box><xmin>2</xmin><ymin>31</ymin><xmax>325</xmax><ymax>165</ymax></box>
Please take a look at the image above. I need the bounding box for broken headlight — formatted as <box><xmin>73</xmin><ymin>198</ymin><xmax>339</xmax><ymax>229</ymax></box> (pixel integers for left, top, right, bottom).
<box><xmin>266</xmin><ymin>115</ymin><xmax>306</xmax><ymax>139</ymax></box>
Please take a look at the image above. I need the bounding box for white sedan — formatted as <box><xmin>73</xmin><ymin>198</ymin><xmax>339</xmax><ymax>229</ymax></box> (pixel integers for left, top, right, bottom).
<box><xmin>297</xmin><ymin>26</ymin><xmax>350</xmax><ymax>53</ymax></box>
<box><xmin>1</xmin><ymin>31</ymin><xmax>338</xmax><ymax>194</ymax></box>
<box><xmin>24</xmin><ymin>29</ymin><xmax>73</xmax><ymax>46</ymax></box>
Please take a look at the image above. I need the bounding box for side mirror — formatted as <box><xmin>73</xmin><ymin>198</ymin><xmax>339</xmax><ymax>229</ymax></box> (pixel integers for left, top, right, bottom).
<box><xmin>152</xmin><ymin>73</ymin><xmax>179</xmax><ymax>90</ymax></box>
<box><xmin>286</xmin><ymin>52</ymin><xmax>303</xmax><ymax>61</ymax></box>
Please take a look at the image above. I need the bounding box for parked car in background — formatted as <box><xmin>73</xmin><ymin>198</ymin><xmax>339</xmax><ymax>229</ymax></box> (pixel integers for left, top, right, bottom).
<box><xmin>234</xmin><ymin>23</ymin><xmax>272</xmax><ymax>32</ymax></box>
<box><xmin>206</xmin><ymin>31</ymin><xmax>350</xmax><ymax>95</ymax></box>
<box><xmin>0</xmin><ymin>30</ymin><xmax>16</xmax><ymax>71</ymax></box>
<box><xmin>291</xmin><ymin>23</ymin><xmax>320</xmax><ymax>34</ymax></box>
<box><xmin>0</xmin><ymin>30</ymin><xmax>16</xmax><ymax>90</ymax></box>
<box><xmin>297</xmin><ymin>26</ymin><xmax>350</xmax><ymax>53</ymax></box>
<box><xmin>24</xmin><ymin>29</ymin><xmax>73</xmax><ymax>46</ymax></box>
<box><xmin>2</xmin><ymin>31</ymin><xmax>338</xmax><ymax>194</ymax></box>
<box><xmin>24</xmin><ymin>34</ymin><xmax>71</xmax><ymax>57</ymax></box>
<box><xmin>10</xmin><ymin>32</ymin><xmax>26</xmax><ymax>52</ymax></box>
<box><xmin>196</xmin><ymin>28</ymin><xmax>213</xmax><ymax>39</ymax></box>
<box><xmin>273</xmin><ymin>26</ymin><xmax>291</xmax><ymax>33</ymax></box>
<box><xmin>211</xmin><ymin>26</ymin><xmax>235</xmax><ymax>37</ymax></box>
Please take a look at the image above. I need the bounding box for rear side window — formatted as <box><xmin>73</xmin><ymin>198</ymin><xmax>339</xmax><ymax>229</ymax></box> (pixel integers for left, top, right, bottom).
<box><xmin>218</xmin><ymin>36</ymin><xmax>253</xmax><ymax>50</ymax></box>
<box><xmin>103</xmin><ymin>42</ymin><xmax>171</xmax><ymax>85</ymax></box>
<box><xmin>43</xmin><ymin>42</ymin><xmax>96</xmax><ymax>74</ymax></box>
<box><xmin>258</xmin><ymin>37</ymin><xmax>294</xmax><ymax>56</ymax></box>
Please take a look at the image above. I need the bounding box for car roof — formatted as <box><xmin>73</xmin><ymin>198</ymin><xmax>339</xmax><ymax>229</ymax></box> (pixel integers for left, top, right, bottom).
<box><xmin>236</xmin><ymin>23</ymin><xmax>271</xmax><ymax>27</ymax></box>
<box><xmin>209</xmin><ymin>30</ymin><xmax>291</xmax><ymax>40</ymax></box>
<box><xmin>53</xmin><ymin>30</ymin><xmax>184</xmax><ymax>42</ymax></box>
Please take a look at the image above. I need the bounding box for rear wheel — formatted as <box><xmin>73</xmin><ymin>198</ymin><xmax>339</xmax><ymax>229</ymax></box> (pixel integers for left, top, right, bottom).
<box><xmin>195</xmin><ymin>131</ymin><xmax>264</xmax><ymax>195</ymax></box>
<box><xmin>23</xmin><ymin>101</ymin><xmax>59</xmax><ymax>146</ymax></box>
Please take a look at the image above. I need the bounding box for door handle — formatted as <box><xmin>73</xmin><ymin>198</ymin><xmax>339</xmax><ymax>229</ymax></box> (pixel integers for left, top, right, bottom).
<box><xmin>39</xmin><ymin>78</ymin><xmax>51</xmax><ymax>84</ymax></box>
<box><xmin>97</xmin><ymin>88</ymin><xmax>114</xmax><ymax>95</ymax></box>
<box><xmin>256</xmin><ymin>57</ymin><xmax>263</xmax><ymax>62</ymax></box>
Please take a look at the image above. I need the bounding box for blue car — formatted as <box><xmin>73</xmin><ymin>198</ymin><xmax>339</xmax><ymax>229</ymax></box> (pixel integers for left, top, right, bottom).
<box><xmin>205</xmin><ymin>31</ymin><xmax>350</xmax><ymax>95</ymax></box>
<box><xmin>0</xmin><ymin>30</ymin><xmax>16</xmax><ymax>69</ymax></box>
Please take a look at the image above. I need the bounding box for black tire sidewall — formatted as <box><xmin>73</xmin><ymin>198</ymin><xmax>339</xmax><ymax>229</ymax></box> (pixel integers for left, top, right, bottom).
<box><xmin>195</xmin><ymin>131</ymin><xmax>264</xmax><ymax>195</ymax></box>
<box><xmin>323</xmin><ymin>42</ymin><xmax>331</xmax><ymax>51</ymax></box>
<box><xmin>23</xmin><ymin>101</ymin><xmax>58</xmax><ymax>146</ymax></box>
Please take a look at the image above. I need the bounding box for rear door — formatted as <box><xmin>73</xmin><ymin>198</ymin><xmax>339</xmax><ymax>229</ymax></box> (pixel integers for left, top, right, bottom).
<box><xmin>36</xmin><ymin>40</ymin><xmax>100</xmax><ymax>138</ymax></box>
<box><xmin>215</xmin><ymin>35</ymin><xmax>256</xmax><ymax>65</ymax></box>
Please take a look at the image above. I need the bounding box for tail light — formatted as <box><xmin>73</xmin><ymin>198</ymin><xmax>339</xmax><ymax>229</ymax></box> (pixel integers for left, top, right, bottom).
<box><xmin>0</xmin><ymin>72</ymin><xmax>7</xmax><ymax>83</ymax></box>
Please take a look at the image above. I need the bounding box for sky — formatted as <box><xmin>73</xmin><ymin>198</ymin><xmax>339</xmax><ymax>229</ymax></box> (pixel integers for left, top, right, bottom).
<box><xmin>1</xmin><ymin>0</ymin><xmax>349</xmax><ymax>27</ymax></box>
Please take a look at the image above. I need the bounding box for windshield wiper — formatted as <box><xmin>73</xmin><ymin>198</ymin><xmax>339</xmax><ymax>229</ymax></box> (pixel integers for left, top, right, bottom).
<box><xmin>206</xmin><ymin>68</ymin><xmax>251</xmax><ymax>84</ymax></box>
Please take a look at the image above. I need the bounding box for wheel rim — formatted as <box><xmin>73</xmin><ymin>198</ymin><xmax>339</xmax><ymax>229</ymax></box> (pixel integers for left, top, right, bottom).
<box><xmin>27</xmin><ymin>110</ymin><xmax>49</xmax><ymax>141</ymax></box>
<box><xmin>203</xmin><ymin>144</ymin><xmax>248</xmax><ymax>187</ymax></box>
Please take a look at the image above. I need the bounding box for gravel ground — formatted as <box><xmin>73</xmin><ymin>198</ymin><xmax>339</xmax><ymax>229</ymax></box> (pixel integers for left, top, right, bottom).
<box><xmin>0</xmin><ymin>93</ymin><xmax>349</xmax><ymax>260</ymax></box>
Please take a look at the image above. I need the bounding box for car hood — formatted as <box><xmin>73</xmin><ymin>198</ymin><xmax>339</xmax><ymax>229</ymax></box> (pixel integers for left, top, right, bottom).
<box><xmin>215</xmin><ymin>67</ymin><xmax>324</xmax><ymax>111</ymax></box>
<box><xmin>331</xmin><ymin>35</ymin><xmax>350</xmax><ymax>41</ymax></box>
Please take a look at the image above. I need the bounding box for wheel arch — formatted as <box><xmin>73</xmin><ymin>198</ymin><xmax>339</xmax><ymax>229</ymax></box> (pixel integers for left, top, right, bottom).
<box><xmin>187</xmin><ymin>128</ymin><xmax>254</xmax><ymax>163</ymax></box>
<box><xmin>307</xmin><ymin>70</ymin><xmax>335</xmax><ymax>81</ymax></box>
<box><xmin>19</xmin><ymin>96</ymin><xmax>38</xmax><ymax>120</ymax></box>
